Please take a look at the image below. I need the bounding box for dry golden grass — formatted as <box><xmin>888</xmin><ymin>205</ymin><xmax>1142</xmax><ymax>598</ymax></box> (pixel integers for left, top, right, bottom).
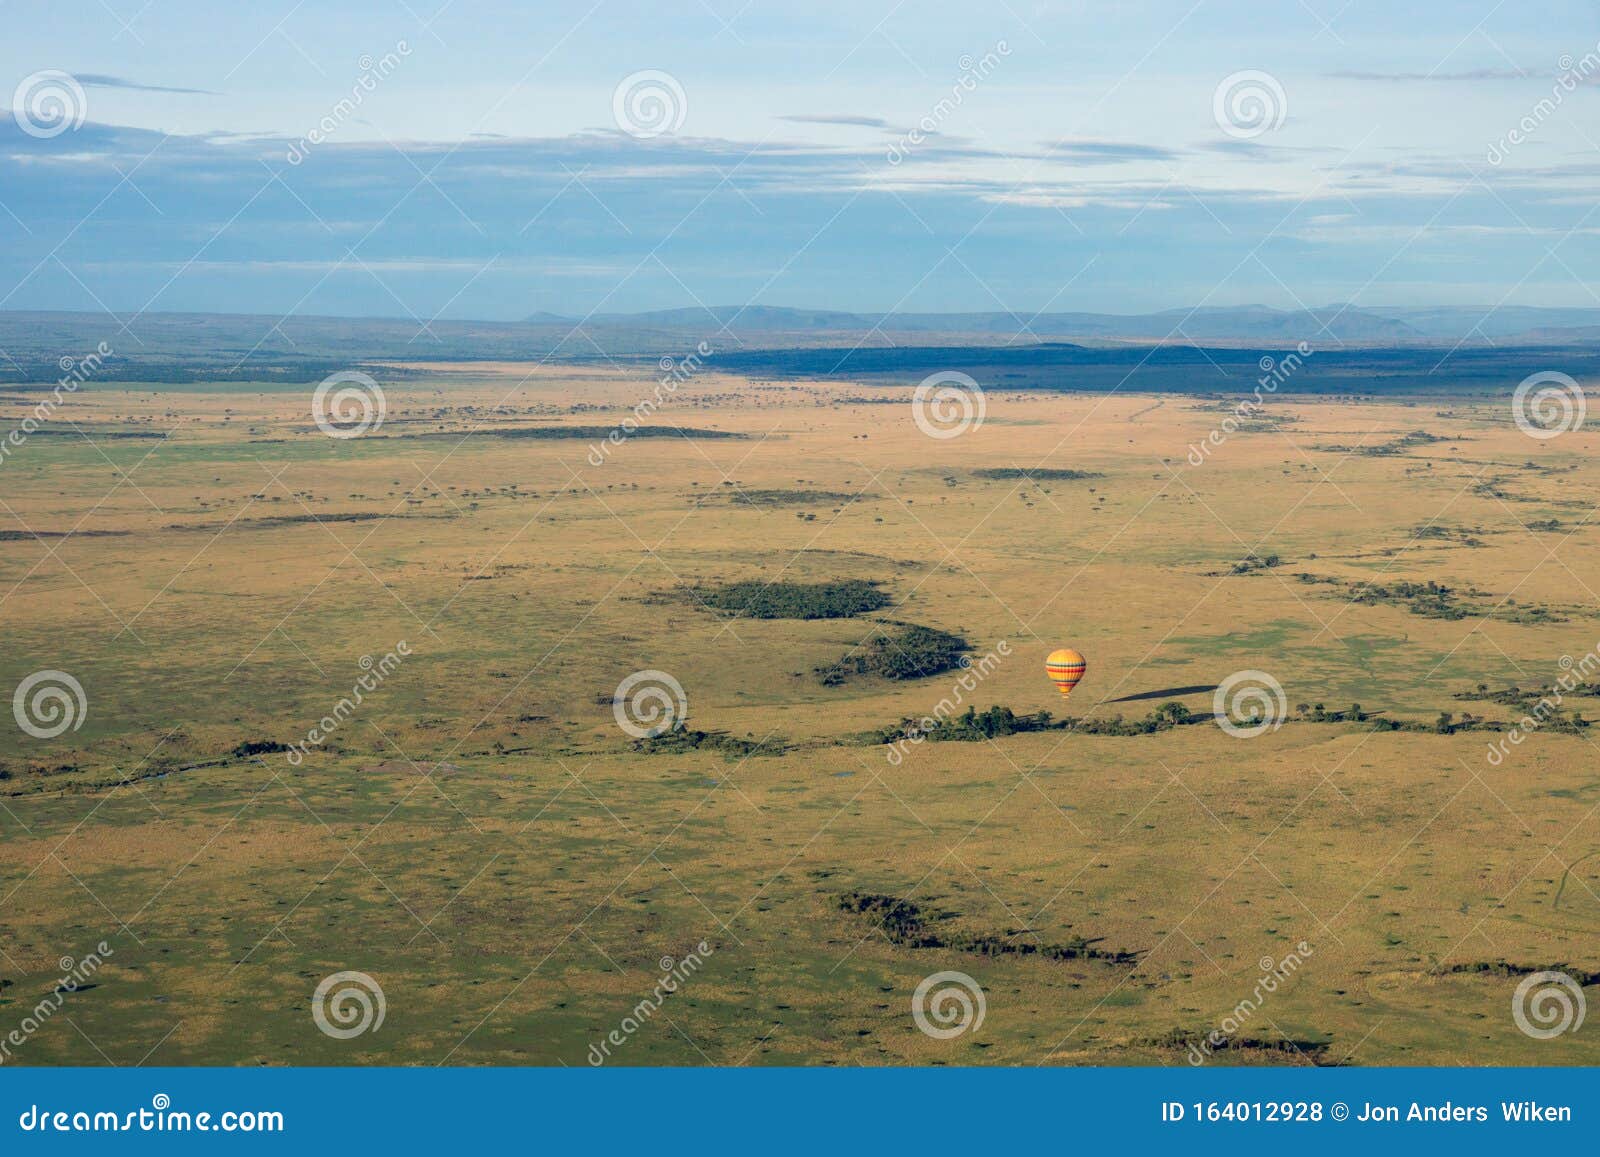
<box><xmin>1</xmin><ymin>367</ymin><xmax>1597</xmax><ymax>1065</ymax></box>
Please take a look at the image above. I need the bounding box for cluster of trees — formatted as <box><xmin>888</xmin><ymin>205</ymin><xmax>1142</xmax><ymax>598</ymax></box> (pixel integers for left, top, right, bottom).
<box><xmin>837</xmin><ymin>890</ymin><xmax>1138</xmax><ymax>965</ymax></box>
<box><xmin>1228</xmin><ymin>552</ymin><xmax>1281</xmax><ymax>574</ymax></box>
<box><xmin>818</xmin><ymin>624</ymin><xmax>969</xmax><ymax>684</ymax></box>
<box><xmin>1294</xmin><ymin>702</ymin><xmax>1366</xmax><ymax>722</ymax></box>
<box><xmin>689</xmin><ymin>579</ymin><xmax>891</xmax><ymax>620</ymax></box>
<box><xmin>1348</xmin><ymin>578</ymin><xmax>1470</xmax><ymax>620</ymax></box>
<box><xmin>971</xmin><ymin>467</ymin><xmax>1102</xmax><ymax>482</ymax></box>
<box><xmin>725</xmin><ymin>488</ymin><xmax>857</xmax><ymax>507</ymax></box>
<box><xmin>634</xmin><ymin>725</ymin><xmax>787</xmax><ymax>758</ymax></box>
<box><xmin>1457</xmin><ymin>682</ymin><xmax>1600</xmax><ymax>706</ymax></box>
<box><xmin>1365</xmin><ymin>708</ymin><xmax>1588</xmax><ymax>735</ymax></box>
<box><xmin>871</xmin><ymin>701</ymin><xmax>1204</xmax><ymax>745</ymax></box>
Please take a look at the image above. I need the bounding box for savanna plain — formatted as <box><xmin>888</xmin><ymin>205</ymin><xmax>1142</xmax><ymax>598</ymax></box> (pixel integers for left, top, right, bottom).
<box><xmin>2</xmin><ymin>363</ymin><xmax>1597</xmax><ymax>1066</ymax></box>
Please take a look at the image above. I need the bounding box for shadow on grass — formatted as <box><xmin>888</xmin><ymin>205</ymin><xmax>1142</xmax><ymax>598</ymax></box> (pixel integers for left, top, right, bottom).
<box><xmin>1105</xmin><ymin>684</ymin><xmax>1219</xmax><ymax>704</ymax></box>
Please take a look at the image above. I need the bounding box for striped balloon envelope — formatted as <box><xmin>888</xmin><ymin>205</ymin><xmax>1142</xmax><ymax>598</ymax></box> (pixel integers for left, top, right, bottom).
<box><xmin>1045</xmin><ymin>648</ymin><xmax>1087</xmax><ymax>700</ymax></box>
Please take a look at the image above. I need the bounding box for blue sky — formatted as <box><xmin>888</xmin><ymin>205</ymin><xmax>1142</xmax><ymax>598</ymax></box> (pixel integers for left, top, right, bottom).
<box><xmin>4</xmin><ymin>1</ymin><xmax>1600</xmax><ymax>320</ymax></box>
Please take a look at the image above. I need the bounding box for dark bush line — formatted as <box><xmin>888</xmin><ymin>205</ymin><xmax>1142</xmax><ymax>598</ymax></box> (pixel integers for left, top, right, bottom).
<box><xmin>871</xmin><ymin>701</ymin><xmax>1205</xmax><ymax>744</ymax></box>
<box><xmin>229</xmin><ymin>740</ymin><xmax>290</xmax><ymax>758</ymax></box>
<box><xmin>1435</xmin><ymin>960</ymin><xmax>1600</xmax><ymax>986</ymax></box>
<box><xmin>838</xmin><ymin>891</ymin><xmax>1140</xmax><ymax>965</ymax></box>
<box><xmin>1140</xmin><ymin>1027</ymin><xmax>1333</xmax><ymax>1060</ymax></box>
<box><xmin>722</xmin><ymin>488</ymin><xmax>867</xmax><ymax>507</ymax></box>
<box><xmin>972</xmin><ymin>467</ymin><xmax>1102</xmax><ymax>481</ymax></box>
<box><xmin>1296</xmin><ymin>573</ymin><xmax>1572</xmax><ymax>624</ymax></box>
<box><xmin>400</xmin><ymin>424</ymin><xmax>744</xmax><ymax>441</ymax></box>
<box><xmin>1455</xmin><ymin>681</ymin><xmax>1600</xmax><ymax>706</ymax></box>
<box><xmin>1314</xmin><ymin>429</ymin><xmax>1454</xmax><ymax>457</ymax></box>
<box><xmin>817</xmin><ymin>623</ymin><xmax>968</xmax><ymax>684</ymax></box>
<box><xmin>686</xmin><ymin>579</ymin><xmax>892</xmax><ymax>620</ymax></box>
<box><xmin>865</xmin><ymin>700</ymin><xmax>1585</xmax><ymax>744</ymax></box>
<box><xmin>632</xmin><ymin>726</ymin><xmax>788</xmax><ymax>759</ymax></box>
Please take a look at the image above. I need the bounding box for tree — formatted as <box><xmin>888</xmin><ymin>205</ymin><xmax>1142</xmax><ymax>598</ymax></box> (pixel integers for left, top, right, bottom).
<box><xmin>1157</xmin><ymin>701</ymin><xmax>1191</xmax><ymax>724</ymax></box>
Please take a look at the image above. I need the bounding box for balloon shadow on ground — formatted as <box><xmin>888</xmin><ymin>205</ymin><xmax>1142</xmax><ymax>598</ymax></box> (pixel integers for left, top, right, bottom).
<box><xmin>1104</xmin><ymin>684</ymin><xmax>1219</xmax><ymax>703</ymax></box>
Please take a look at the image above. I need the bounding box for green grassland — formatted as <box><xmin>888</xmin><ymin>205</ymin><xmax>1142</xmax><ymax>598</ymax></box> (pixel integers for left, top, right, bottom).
<box><xmin>0</xmin><ymin>365</ymin><xmax>1597</xmax><ymax>1065</ymax></box>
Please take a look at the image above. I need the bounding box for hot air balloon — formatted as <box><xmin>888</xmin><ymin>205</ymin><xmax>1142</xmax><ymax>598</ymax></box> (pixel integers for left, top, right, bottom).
<box><xmin>1045</xmin><ymin>648</ymin><xmax>1087</xmax><ymax>701</ymax></box>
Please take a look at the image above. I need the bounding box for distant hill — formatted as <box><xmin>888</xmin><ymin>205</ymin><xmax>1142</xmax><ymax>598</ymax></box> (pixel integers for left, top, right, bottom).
<box><xmin>570</xmin><ymin>303</ymin><xmax>1426</xmax><ymax>344</ymax></box>
<box><xmin>4</xmin><ymin>304</ymin><xmax>1600</xmax><ymax>386</ymax></box>
<box><xmin>541</xmin><ymin>303</ymin><xmax>1600</xmax><ymax>347</ymax></box>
